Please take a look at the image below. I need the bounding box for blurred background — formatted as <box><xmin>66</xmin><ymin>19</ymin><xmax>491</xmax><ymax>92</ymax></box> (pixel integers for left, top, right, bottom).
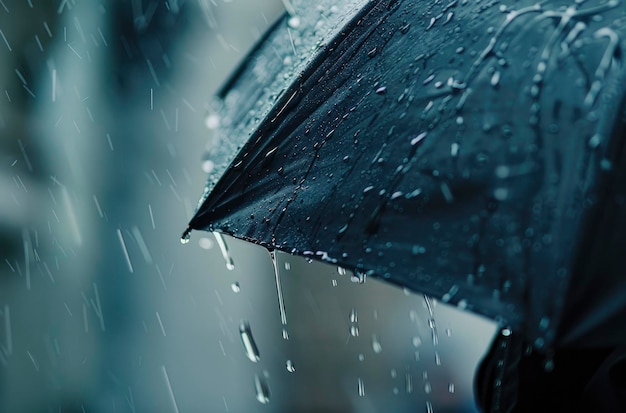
<box><xmin>0</xmin><ymin>1</ymin><xmax>497</xmax><ymax>411</ymax></box>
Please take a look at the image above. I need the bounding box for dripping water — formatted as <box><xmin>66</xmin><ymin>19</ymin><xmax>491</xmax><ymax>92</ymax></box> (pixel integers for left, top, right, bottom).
<box><xmin>269</xmin><ymin>250</ymin><xmax>289</xmax><ymax>339</ymax></box>
<box><xmin>214</xmin><ymin>232</ymin><xmax>235</xmax><ymax>270</ymax></box>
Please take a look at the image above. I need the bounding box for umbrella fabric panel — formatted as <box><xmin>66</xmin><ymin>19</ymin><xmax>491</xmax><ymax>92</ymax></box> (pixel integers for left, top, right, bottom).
<box><xmin>191</xmin><ymin>0</ymin><xmax>626</xmax><ymax>352</ymax></box>
<box><xmin>194</xmin><ymin>0</ymin><xmax>369</xmax><ymax>211</ymax></box>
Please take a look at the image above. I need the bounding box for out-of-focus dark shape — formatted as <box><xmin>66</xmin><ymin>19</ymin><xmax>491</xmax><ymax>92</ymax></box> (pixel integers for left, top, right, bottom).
<box><xmin>187</xmin><ymin>0</ymin><xmax>626</xmax><ymax>411</ymax></box>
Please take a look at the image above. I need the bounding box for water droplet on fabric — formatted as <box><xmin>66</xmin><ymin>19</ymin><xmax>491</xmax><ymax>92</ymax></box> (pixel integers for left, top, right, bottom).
<box><xmin>201</xmin><ymin>159</ymin><xmax>215</xmax><ymax>173</ymax></box>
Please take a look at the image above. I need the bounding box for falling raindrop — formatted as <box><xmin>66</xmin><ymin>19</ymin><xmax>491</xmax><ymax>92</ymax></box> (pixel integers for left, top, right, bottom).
<box><xmin>405</xmin><ymin>373</ymin><xmax>413</xmax><ymax>394</ymax></box>
<box><xmin>357</xmin><ymin>378</ymin><xmax>365</xmax><ymax>396</ymax></box>
<box><xmin>372</xmin><ymin>335</ymin><xmax>383</xmax><ymax>354</ymax></box>
<box><xmin>331</xmin><ymin>279</ymin><xmax>338</xmax><ymax>287</ymax></box>
<box><xmin>239</xmin><ymin>320</ymin><xmax>261</xmax><ymax>363</ymax></box>
<box><xmin>269</xmin><ymin>250</ymin><xmax>289</xmax><ymax>340</ymax></box>
<box><xmin>214</xmin><ymin>232</ymin><xmax>235</xmax><ymax>270</ymax></box>
<box><xmin>254</xmin><ymin>374</ymin><xmax>270</xmax><ymax>404</ymax></box>
<box><xmin>424</xmin><ymin>382</ymin><xmax>432</xmax><ymax>394</ymax></box>
<box><xmin>337</xmin><ymin>266</ymin><xmax>347</xmax><ymax>276</ymax></box>
<box><xmin>350</xmin><ymin>308</ymin><xmax>358</xmax><ymax>323</ymax></box>
<box><xmin>426</xmin><ymin>401</ymin><xmax>434</xmax><ymax>413</ymax></box>
<box><xmin>286</xmin><ymin>359</ymin><xmax>296</xmax><ymax>373</ymax></box>
<box><xmin>358</xmin><ymin>353</ymin><xmax>365</xmax><ymax>362</ymax></box>
<box><xmin>448</xmin><ymin>383</ymin><xmax>455</xmax><ymax>393</ymax></box>
<box><xmin>231</xmin><ymin>282</ymin><xmax>241</xmax><ymax>293</ymax></box>
<box><xmin>350</xmin><ymin>324</ymin><xmax>360</xmax><ymax>337</ymax></box>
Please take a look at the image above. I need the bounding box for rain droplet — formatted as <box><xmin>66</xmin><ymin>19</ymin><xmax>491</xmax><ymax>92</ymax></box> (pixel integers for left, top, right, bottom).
<box><xmin>331</xmin><ymin>279</ymin><xmax>338</xmax><ymax>287</ymax></box>
<box><xmin>201</xmin><ymin>159</ymin><xmax>215</xmax><ymax>173</ymax></box>
<box><xmin>376</xmin><ymin>86</ymin><xmax>387</xmax><ymax>94</ymax></box>
<box><xmin>588</xmin><ymin>134</ymin><xmax>601</xmax><ymax>149</ymax></box>
<box><xmin>351</xmin><ymin>270</ymin><xmax>367</xmax><ymax>284</ymax></box>
<box><xmin>287</xmin><ymin>15</ymin><xmax>301</xmax><ymax>29</ymax></box>
<box><xmin>357</xmin><ymin>378</ymin><xmax>365</xmax><ymax>396</ymax></box>
<box><xmin>214</xmin><ymin>232</ymin><xmax>235</xmax><ymax>270</ymax></box>
<box><xmin>239</xmin><ymin>320</ymin><xmax>260</xmax><ymax>363</ymax></box>
<box><xmin>337</xmin><ymin>266</ymin><xmax>347</xmax><ymax>275</ymax></box>
<box><xmin>412</xmin><ymin>336</ymin><xmax>422</xmax><ymax>347</ymax></box>
<box><xmin>405</xmin><ymin>373</ymin><xmax>413</xmax><ymax>394</ymax></box>
<box><xmin>358</xmin><ymin>353</ymin><xmax>365</xmax><ymax>362</ymax></box>
<box><xmin>231</xmin><ymin>282</ymin><xmax>240</xmax><ymax>293</ymax></box>
<box><xmin>204</xmin><ymin>113</ymin><xmax>220</xmax><ymax>130</ymax></box>
<box><xmin>350</xmin><ymin>308</ymin><xmax>358</xmax><ymax>323</ymax></box>
<box><xmin>269</xmin><ymin>250</ymin><xmax>289</xmax><ymax>340</ymax></box>
<box><xmin>180</xmin><ymin>227</ymin><xmax>191</xmax><ymax>244</ymax></box>
<box><xmin>411</xmin><ymin>132</ymin><xmax>428</xmax><ymax>145</ymax></box>
<box><xmin>254</xmin><ymin>374</ymin><xmax>270</xmax><ymax>404</ymax></box>
<box><xmin>286</xmin><ymin>359</ymin><xmax>296</xmax><ymax>373</ymax></box>
<box><xmin>490</xmin><ymin>71</ymin><xmax>501</xmax><ymax>88</ymax></box>
<box><xmin>350</xmin><ymin>324</ymin><xmax>360</xmax><ymax>337</ymax></box>
<box><xmin>424</xmin><ymin>382</ymin><xmax>432</xmax><ymax>394</ymax></box>
<box><xmin>372</xmin><ymin>335</ymin><xmax>383</xmax><ymax>354</ymax></box>
<box><xmin>449</xmin><ymin>382</ymin><xmax>455</xmax><ymax>393</ymax></box>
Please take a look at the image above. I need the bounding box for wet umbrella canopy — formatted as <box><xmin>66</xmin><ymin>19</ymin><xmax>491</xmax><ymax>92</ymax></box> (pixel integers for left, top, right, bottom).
<box><xmin>187</xmin><ymin>0</ymin><xmax>626</xmax><ymax>408</ymax></box>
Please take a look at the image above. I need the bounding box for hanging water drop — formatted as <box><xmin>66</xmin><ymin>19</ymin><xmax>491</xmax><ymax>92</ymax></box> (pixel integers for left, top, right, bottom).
<box><xmin>180</xmin><ymin>227</ymin><xmax>191</xmax><ymax>244</ymax></box>
<box><xmin>239</xmin><ymin>320</ymin><xmax>261</xmax><ymax>363</ymax></box>
<box><xmin>214</xmin><ymin>232</ymin><xmax>235</xmax><ymax>270</ymax></box>
<box><xmin>269</xmin><ymin>250</ymin><xmax>289</xmax><ymax>340</ymax></box>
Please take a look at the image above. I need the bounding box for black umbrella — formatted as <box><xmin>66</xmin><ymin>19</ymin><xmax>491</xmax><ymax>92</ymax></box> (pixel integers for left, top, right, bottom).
<box><xmin>186</xmin><ymin>0</ymin><xmax>626</xmax><ymax>410</ymax></box>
